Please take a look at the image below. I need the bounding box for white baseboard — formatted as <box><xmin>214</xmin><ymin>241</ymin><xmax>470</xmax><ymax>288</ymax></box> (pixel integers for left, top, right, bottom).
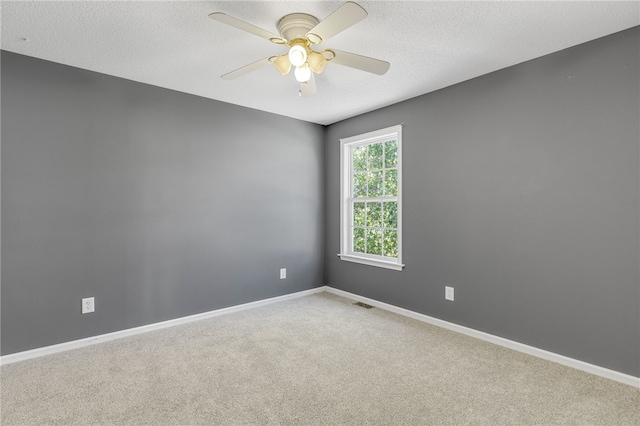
<box><xmin>3</xmin><ymin>285</ymin><xmax>638</xmax><ymax>389</ymax></box>
<box><xmin>324</xmin><ymin>287</ymin><xmax>640</xmax><ymax>388</ymax></box>
<box><xmin>0</xmin><ymin>287</ymin><xmax>326</xmax><ymax>366</ymax></box>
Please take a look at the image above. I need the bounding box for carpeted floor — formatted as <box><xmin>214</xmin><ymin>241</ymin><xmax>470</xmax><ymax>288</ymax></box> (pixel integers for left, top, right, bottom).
<box><xmin>1</xmin><ymin>292</ymin><xmax>638</xmax><ymax>425</ymax></box>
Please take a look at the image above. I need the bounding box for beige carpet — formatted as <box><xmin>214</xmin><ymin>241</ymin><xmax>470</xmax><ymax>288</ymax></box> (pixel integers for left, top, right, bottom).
<box><xmin>1</xmin><ymin>292</ymin><xmax>638</xmax><ymax>425</ymax></box>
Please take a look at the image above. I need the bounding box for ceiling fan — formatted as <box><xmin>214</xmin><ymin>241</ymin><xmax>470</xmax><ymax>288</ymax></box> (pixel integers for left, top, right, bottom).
<box><xmin>208</xmin><ymin>2</ymin><xmax>390</xmax><ymax>97</ymax></box>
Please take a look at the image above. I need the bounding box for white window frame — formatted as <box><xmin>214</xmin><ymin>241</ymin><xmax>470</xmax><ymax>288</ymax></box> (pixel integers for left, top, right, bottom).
<box><xmin>339</xmin><ymin>124</ymin><xmax>404</xmax><ymax>271</ymax></box>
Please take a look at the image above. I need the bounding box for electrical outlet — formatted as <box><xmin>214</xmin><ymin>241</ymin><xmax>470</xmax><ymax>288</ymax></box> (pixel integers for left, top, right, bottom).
<box><xmin>445</xmin><ymin>286</ymin><xmax>454</xmax><ymax>301</ymax></box>
<box><xmin>280</xmin><ymin>268</ymin><xmax>286</xmax><ymax>279</ymax></box>
<box><xmin>82</xmin><ymin>297</ymin><xmax>95</xmax><ymax>314</ymax></box>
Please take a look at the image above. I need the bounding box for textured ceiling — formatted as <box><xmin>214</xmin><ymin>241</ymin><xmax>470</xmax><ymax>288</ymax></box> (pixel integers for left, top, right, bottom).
<box><xmin>2</xmin><ymin>1</ymin><xmax>638</xmax><ymax>125</ymax></box>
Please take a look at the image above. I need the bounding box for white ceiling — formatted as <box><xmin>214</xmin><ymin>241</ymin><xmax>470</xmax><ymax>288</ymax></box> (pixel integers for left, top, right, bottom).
<box><xmin>2</xmin><ymin>1</ymin><xmax>638</xmax><ymax>125</ymax></box>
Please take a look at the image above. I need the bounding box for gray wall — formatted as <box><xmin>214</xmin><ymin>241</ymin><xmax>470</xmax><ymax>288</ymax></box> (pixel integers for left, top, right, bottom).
<box><xmin>1</xmin><ymin>51</ymin><xmax>325</xmax><ymax>355</ymax></box>
<box><xmin>2</xmin><ymin>27</ymin><xmax>638</xmax><ymax>379</ymax></box>
<box><xmin>325</xmin><ymin>27</ymin><xmax>639</xmax><ymax>377</ymax></box>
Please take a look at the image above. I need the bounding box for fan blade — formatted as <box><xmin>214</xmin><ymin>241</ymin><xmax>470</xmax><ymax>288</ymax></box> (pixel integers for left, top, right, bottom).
<box><xmin>306</xmin><ymin>2</ymin><xmax>367</xmax><ymax>43</ymax></box>
<box><xmin>330</xmin><ymin>49</ymin><xmax>390</xmax><ymax>75</ymax></box>
<box><xmin>221</xmin><ymin>57</ymin><xmax>271</xmax><ymax>80</ymax></box>
<box><xmin>299</xmin><ymin>73</ymin><xmax>317</xmax><ymax>97</ymax></box>
<box><xmin>209</xmin><ymin>12</ymin><xmax>283</xmax><ymax>42</ymax></box>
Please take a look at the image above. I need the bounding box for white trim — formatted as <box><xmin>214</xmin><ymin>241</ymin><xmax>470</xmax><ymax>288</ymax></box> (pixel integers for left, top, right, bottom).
<box><xmin>340</xmin><ymin>125</ymin><xmax>402</xmax><ymax>145</ymax></box>
<box><xmin>339</xmin><ymin>124</ymin><xmax>403</xmax><ymax>269</ymax></box>
<box><xmin>0</xmin><ymin>287</ymin><xmax>326</xmax><ymax>366</ymax></box>
<box><xmin>338</xmin><ymin>253</ymin><xmax>404</xmax><ymax>271</ymax></box>
<box><xmin>324</xmin><ymin>287</ymin><xmax>640</xmax><ymax>388</ymax></box>
<box><xmin>4</xmin><ymin>285</ymin><xmax>637</xmax><ymax>389</ymax></box>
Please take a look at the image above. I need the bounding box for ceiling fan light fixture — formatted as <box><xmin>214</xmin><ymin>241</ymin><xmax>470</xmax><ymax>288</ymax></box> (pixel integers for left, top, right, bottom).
<box><xmin>306</xmin><ymin>33</ymin><xmax>322</xmax><ymax>45</ymax></box>
<box><xmin>294</xmin><ymin>63</ymin><xmax>312</xmax><ymax>82</ymax></box>
<box><xmin>288</xmin><ymin>44</ymin><xmax>308</xmax><ymax>67</ymax></box>
<box><xmin>273</xmin><ymin>54</ymin><xmax>292</xmax><ymax>75</ymax></box>
<box><xmin>210</xmin><ymin>3</ymin><xmax>389</xmax><ymax>96</ymax></box>
<box><xmin>307</xmin><ymin>51</ymin><xmax>327</xmax><ymax>74</ymax></box>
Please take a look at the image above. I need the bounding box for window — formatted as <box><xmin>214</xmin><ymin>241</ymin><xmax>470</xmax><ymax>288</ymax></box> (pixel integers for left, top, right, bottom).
<box><xmin>339</xmin><ymin>124</ymin><xmax>403</xmax><ymax>271</ymax></box>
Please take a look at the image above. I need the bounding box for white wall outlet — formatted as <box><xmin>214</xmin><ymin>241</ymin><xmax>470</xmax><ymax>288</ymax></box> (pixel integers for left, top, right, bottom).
<box><xmin>280</xmin><ymin>268</ymin><xmax>286</xmax><ymax>279</ymax></box>
<box><xmin>82</xmin><ymin>297</ymin><xmax>95</xmax><ymax>314</ymax></box>
<box><xmin>445</xmin><ymin>286</ymin><xmax>455</xmax><ymax>301</ymax></box>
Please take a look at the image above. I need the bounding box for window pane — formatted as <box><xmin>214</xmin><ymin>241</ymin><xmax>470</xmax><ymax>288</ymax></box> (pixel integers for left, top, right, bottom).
<box><xmin>353</xmin><ymin>146</ymin><xmax>367</xmax><ymax>172</ymax></box>
<box><xmin>384</xmin><ymin>169</ymin><xmax>397</xmax><ymax>196</ymax></box>
<box><xmin>353</xmin><ymin>227</ymin><xmax>365</xmax><ymax>253</ymax></box>
<box><xmin>366</xmin><ymin>202</ymin><xmax>382</xmax><ymax>228</ymax></box>
<box><xmin>366</xmin><ymin>228</ymin><xmax>382</xmax><ymax>255</ymax></box>
<box><xmin>341</xmin><ymin>125</ymin><xmax>401</xmax><ymax>269</ymax></box>
<box><xmin>368</xmin><ymin>143</ymin><xmax>383</xmax><ymax>170</ymax></box>
<box><xmin>383</xmin><ymin>230</ymin><xmax>398</xmax><ymax>258</ymax></box>
<box><xmin>383</xmin><ymin>201</ymin><xmax>397</xmax><ymax>228</ymax></box>
<box><xmin>368</xmin><ymin>171</ymin><xmax>383</xmax><ymax>197</ymax></box>
<box><xmin>353</xmin><ymin>172</ymin><xmax>367</xmax><ymax>198</ymax></box>
<box><xmin>385</xmin><ymin>140</ymin><xmax>398</xmax><ymax>168</ymax></box>
<box><xmin>353</xmin><ymin>202</ymin><xmax>366</xmax><ymax>226</ymax></box>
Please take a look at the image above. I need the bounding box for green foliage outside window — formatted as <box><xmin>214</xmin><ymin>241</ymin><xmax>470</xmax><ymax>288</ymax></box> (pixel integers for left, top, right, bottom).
<box><xmin>385</xmin><ymin>140</ymin><xmax>398</xmax><ymax>168</ymax></box>
<box><xmin>383</xmin><ymin>230</ymin><xmax>398</xmax><ymax>258</ymax></box>
<box><xmin>383</xmin><ymin>201</ymin><xmax>397</xmax><ymax>228</ymax></box>
<box><xmin>353</xmin><ymin>227</ymin><xmax>366</xmax><ymax>253</ymax></box>
<box><xmin>350</xmin><ymin>139</ymin><xmax>399</xmax><ymax>258</ymax></box>
<box><xmin>384</xmin><ymin>169</ymin><xmax>397</xmax><ymax>196</ymax></box>
<box><xmin>353</xmin><ymin>146</ymin><xmax>367</xmax><ymax>172</ymax></box>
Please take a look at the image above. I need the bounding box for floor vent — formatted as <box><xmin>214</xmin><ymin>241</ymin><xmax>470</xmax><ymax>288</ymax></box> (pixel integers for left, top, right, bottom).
<box><xmin>353</xmin><ymin>301</ymin><xmax>374</xmax><ymax>309</ymax></box>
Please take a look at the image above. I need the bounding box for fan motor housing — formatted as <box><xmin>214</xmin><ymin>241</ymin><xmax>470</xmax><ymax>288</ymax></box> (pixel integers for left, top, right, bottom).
<box><xmin>277</xmin><ymin>13</ymin><xmax>319</xmax><ymax>41</ymax></box>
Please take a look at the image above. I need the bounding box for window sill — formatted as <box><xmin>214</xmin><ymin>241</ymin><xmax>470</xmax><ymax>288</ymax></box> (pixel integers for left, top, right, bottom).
<box><xmin>338</xmin><ymin>253</ymin><xmax>404</xmax><ymax>271</ymax></box>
